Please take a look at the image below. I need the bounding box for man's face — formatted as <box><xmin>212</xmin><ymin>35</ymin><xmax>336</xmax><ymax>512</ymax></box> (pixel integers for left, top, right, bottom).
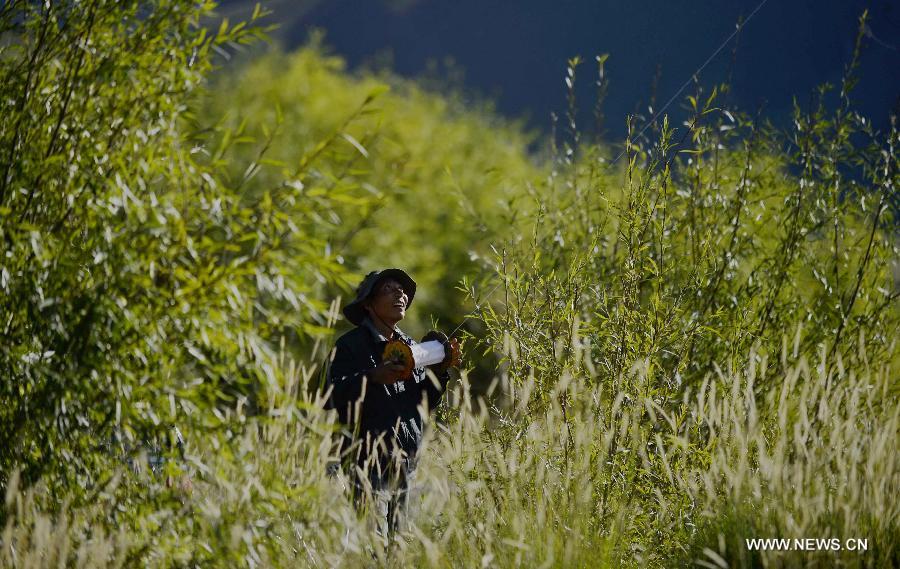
<box><xmin>365</xmin><ymin>277</ymin><xmax>408</xmax><ymax>326</ymax></box>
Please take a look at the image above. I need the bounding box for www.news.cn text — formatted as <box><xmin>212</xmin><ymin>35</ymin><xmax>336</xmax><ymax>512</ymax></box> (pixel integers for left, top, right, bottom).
<box><xmin>745</xmin><ymin>538</ymin><xmax>868</xmax><ymax>552</ymax></box>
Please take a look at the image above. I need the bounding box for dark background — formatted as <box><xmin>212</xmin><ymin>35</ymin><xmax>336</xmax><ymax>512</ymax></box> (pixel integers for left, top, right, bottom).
<box><xmin>219</xmin><ymin>0</ymin><xmax>900</xmax><ymax>137</ymax></box>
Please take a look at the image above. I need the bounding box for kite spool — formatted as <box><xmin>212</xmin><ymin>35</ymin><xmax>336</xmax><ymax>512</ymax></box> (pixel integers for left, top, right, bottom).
<box><xmin>383</xmin><ymin>338</ymin><xmax>461</xmax><ymax>379</ymax></box>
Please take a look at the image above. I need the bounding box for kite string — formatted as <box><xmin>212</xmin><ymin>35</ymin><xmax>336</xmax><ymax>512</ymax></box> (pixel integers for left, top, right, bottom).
<box><xmin>449</xmin><ymin>0</ymin><xmax>771</xmax><ymax>337</ymax></box>
<box><xmin>610</xmin><ymin>0</ymin><xmax>771</xmax><ymax>165</ymax></box>
<box><xmin>448</xmin><ymin>277</ymin><xmax>504</xmax><ymax>337</ymax></box>
<box><xmin>864</xmin><ymin>24</ymin><xmax>898</xmax><ymax>51</ymax></box>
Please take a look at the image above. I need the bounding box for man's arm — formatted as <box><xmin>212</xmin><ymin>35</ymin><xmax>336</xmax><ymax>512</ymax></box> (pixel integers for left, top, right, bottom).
<box><xmin>326</xmin><ymin>338</ymin><xmax>369</xmax><ymax>412</ymax></box>
<box><xmin>419</xmin><ymin>331</ymin><xmax>454</xmax><ymax>411</ymax></box>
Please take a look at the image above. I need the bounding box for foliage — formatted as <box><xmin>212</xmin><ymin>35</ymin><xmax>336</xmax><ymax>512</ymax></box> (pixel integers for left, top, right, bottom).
<box><xmin>471</xmin><ymin>30</ymin><xmax>898</xmax><ymax>398</ymax></box>
<box><xmin>0</xmin><ymin>0</ymin><xmax>354</xmax><ymax>497</ymax></box>
<box><xmin>0</xmin><ymin>2</ymin><xmax>897</xmax><ymax>568</ymax></box>
<box><xmin>196</xmin><ymin>37</ymin><xmax>542</xmax><ymax>337</ymax></box>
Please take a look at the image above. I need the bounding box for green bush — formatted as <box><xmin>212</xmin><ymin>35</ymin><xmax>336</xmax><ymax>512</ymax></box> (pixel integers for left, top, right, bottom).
<box><xmin>472</xmin><ymin>41</ymin><xmax>897</xmax><ymax>398</ymax></box>
<box><xmin>197</xmin><ymin>37</ymin><xmax>543</xmax><ymax>337</ymax></box>
<box><xmin>0</xmin><ymin>0</ymin><xmax>356</xmax><ymax>498</ymax></box>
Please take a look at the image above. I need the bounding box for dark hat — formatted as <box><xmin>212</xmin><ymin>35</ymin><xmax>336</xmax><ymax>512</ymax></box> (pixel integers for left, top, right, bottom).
<box><xmin>342</xmin><ymin>268</ymin><xmax>417</xmax><ymax>325</ymax></box>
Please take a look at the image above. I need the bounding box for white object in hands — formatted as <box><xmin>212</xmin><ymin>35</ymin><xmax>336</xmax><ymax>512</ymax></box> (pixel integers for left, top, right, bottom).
<box><xmin>411</xmin><ymin>341</ymin><xmax>446</xmax><ymax>367</ymax></box>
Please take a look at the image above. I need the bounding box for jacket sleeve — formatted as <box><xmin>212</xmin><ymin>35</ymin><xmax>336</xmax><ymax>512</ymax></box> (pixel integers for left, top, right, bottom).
<box><xmin>325</xmin><ymin>338</ymin><xmax>373</xmax><ymax>412</ymax></box>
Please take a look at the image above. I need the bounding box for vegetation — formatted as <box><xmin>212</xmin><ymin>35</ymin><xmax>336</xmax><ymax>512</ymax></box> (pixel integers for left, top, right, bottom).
<box><xmin>0</xmin><ymin>1</ymin><xmax>896</xmax><ymax>567</ymax></box>
<box><xmin>197</xmin><ymin>34</ymin><xmax>541</xmax><ymax>335</ymax></box>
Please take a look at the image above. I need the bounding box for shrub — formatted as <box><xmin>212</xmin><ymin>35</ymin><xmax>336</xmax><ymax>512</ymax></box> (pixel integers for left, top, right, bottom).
<box><xmin>0</xmin><ymin>0</ymin><xmax>356</xmax><ymax>499</ymax></box>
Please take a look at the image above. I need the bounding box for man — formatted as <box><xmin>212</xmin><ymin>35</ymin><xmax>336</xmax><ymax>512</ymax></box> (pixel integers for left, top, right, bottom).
<box><xmin>326</xmin><ymin>268</ymin><xmax>457</xmax><ymax>536</ymax></box>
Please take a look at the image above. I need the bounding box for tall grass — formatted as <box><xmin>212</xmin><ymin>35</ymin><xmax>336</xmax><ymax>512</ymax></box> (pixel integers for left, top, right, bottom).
<box><xmin>3</xmin><ymin>330</ymin><xmax>895</xmax><ymax>567</ymax></box>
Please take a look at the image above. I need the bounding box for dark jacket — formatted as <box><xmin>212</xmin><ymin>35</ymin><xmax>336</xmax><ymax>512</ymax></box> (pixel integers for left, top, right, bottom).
<box><xmin>326</xmin><ymin>318</ymin><xmax>450</xmax><ymax>471</ymax></box>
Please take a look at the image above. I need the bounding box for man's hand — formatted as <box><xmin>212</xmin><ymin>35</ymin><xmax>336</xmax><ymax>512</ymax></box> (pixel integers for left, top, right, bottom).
<box><xmin>422</xmin><ymin>330</ymin><xmax>462</xmax><ymax>371</ymax></box>
<box><xmin>422</xmin><ymin>330</ymin><xmax>448</xmax><ymax>345</ymax></box>
<box><xmin>370</xmin><ymin>360</ymin><xmax>407</xmax><ymax>384</ymax></box>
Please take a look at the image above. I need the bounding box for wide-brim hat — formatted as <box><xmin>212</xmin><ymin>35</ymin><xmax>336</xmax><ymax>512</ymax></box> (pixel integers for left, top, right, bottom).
<box><xmin>342</xmin><ymin>268</ymin><xmax>417</xmax><ymax>325</ymax></box>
